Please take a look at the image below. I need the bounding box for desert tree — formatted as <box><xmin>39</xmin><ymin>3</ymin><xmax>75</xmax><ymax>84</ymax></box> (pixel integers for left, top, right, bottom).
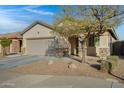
<box><xmin>53</xmin><ymin>5</ymin><xmax>124</xmax><ymax>62</ymax></box>
<box><xmin>0</xmin><ymin>38</ymin><xmax>12</xmax><ymax>56</ymax></box>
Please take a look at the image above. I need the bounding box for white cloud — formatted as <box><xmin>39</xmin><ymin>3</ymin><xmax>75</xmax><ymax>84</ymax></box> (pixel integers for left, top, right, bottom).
<box><xmin>0</xmin><ymin>5</ymin><xmax>54</xmax><ymax>34</ymax></box>
<box><xmin>0</xmin><ymin>10</ymin><xmax>28</xmax><ymax>33</ymax></box>
<box><xmin>25</xmin><ymin>8</ymin><xmax>54</xmax><ymax>16</ymax></box>
<box><xmin>23</xmin><ymin>5</ymin><xmax>41</xmax><ymax>9</ymax></box>
<box><xmin>21</xmin><ymin>5</ymin><xmax>54</xmax><ymax>16</ymax></box>
<box><xmin>26</xmin><ymin>9</ymin><xmax>54</xmax><ymax>16</ymax></box>
<box><xmin>0</xmin><ymin>17</ymin><xmax>28</xmax><ymax>33</ymax></box>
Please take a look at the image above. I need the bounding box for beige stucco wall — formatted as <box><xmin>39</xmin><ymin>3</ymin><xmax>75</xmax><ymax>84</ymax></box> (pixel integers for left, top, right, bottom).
<box><xmin>10</xmin><ymin>39</ymin><xmax>20</xmax><ymax>53</ymax></box>
<box><xmin>22</xmin><ymin>24</ymin><xmax>53</xmax><ymax>54</ymax></box>
<box><xmin>23</xmin><ymin>24</ymin><xmax>52</xmax><ymax>39</ymax></box>
<box><xmin>111</xmin><ymin>35</ymin><xmax>116</xmax><ymax>43</ymax></box>
<box><xmin>10</xmin><ymin>43</ymin><xmax>12</xmax><ymax>53</ymax></box>
<box><xmin>68</xmin><ymin>37</ymin><xmax>77</xmax><ymax>55</ymax></box>
<box><xmin>87</xmin><ymin>32</ymin><xmax>114</xmax><ymax>56</ymax></box>
<box><xmin>97</xmin><ymin>32</ymin><xmax>117</xmax><ymax>56</ymax></box>
<box><xmin>97</xmin><ymin>32</ymin><xmax>110</xmax><ymax>56</ymax></box>
<box><xmin>99</xmin><ymin>32</ymin><xmax>109</xmax><ymax>48</ymax></box>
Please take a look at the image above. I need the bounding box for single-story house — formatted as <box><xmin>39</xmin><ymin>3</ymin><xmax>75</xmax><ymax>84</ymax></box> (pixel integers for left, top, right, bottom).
<box><xmin>21</xmin><ymin>21</ymin><xmax>118</xmax><ymax>57</ymax></box>
<box><xmin>0</xmin><ymin>21</ymin><xmax>118</xmax><ymax>57</ymax></box>
<box><xmin>0</xmin><ymin>32</ymin><xmax>22</xmax><ymax>54</ymax></box>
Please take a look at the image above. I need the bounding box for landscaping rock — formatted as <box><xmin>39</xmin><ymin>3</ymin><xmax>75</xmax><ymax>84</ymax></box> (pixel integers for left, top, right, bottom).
<box><xmin>48</xmin><ymin>60</ymin><xmax>54</xmax><ymax>65</ymax></box>
<box><xmin>68</xmin><ymin>63</ymin><xmax>77</xmax><ymax>69</ymax></box>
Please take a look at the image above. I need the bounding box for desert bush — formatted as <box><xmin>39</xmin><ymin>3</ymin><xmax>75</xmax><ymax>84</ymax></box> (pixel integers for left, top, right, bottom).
<box><xmin>0</xmin><ymin>38</ymin><xmax>12</xmax><ymax>56</ymax></box>
<box><xmin>107</xmin><ymin>56</ymin><xmax>118</xmax><ymax>69</ymax></box>
<box><xmin>100</xmin><ymin>56</ymin><xmax>118</xmax><ymax>73</ymax></box>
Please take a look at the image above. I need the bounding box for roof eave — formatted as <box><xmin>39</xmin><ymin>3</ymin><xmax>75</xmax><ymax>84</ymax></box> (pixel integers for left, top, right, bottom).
<box><xmin>108</xmin><ymin>28</ymin><xmax>118</xmax><ymax>40</ymax></box>
<box><xmin>21</xmin><ymin>21</ymin><xmax>53</xmax><ymax>36</ymax></box>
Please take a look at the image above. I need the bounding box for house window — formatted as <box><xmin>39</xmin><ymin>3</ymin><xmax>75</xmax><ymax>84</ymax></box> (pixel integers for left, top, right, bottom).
<box><xmin>88</xmin><ymin>36</ymin><xmax>100</xmax><ymax>47</ymax></box>
<box><xmin>95</xmin><ymin>36</ymin><xmax>100</xmax><ymax>47</ymax></box>
<box><xmin>88</xmin><ymin>35</ymin><xmax>95</xmax><ymax>47</ymax></box>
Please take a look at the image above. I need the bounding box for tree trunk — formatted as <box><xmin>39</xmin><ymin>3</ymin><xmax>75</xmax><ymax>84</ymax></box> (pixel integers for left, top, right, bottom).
<box><xmin>64</xmin><ymin>37</ymin><xmax>71</xmax><ymax>55</ymax></box>
<box><xmin>2</xmin><ymin>47</ymin><xmax>6</xmax><ymax>57</ymax></box>
<box><xmin>81</xmin><ymin>40</ymin><xmax>86</xmax><ymax>63</ymax></box>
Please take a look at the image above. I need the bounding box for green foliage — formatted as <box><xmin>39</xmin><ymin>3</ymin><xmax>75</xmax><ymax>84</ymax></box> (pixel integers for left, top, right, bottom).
<box><xmin>53</xmin><ymin>6</ymin><xmax>124</xmax><ymax>38</ymax></box>
<box><xmin>0</xmin><ymin>38</ymin><xmax>12</xmax><ymax>48</ymax></box>
<box><xmin>0</xmin><ymin>38</ymin><xmax>12</xmax><ymax>56</ymax></box>
<box><xmin>101</xmin><ymin>60</ymin><xmax>109</xmax><ymax>72</ymax></box>
<box><xmin>53</xmin><ymin>16</ymin><xmax>89</xmax><ymax>38</ymax></box>
<box><xmin>101</xmin><ymin>56</ymin><xmax>118</xmax><ymax>72</ymax></box>
<box><xmin>107</xmin><ymin>56</ymin><xmax>118</xmax><ymax>70</ymax></box>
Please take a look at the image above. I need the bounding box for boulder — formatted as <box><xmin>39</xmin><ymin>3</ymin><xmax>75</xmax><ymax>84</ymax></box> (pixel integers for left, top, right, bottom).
<box><xmin>48</xmin><ymin>60</ymin><xmax>54</xmax><ymax>65</ymax></box>
<box><xmin>68</xmin><ymin>63</ymin><xmax>77</xmax><ymax>69</ymax></box>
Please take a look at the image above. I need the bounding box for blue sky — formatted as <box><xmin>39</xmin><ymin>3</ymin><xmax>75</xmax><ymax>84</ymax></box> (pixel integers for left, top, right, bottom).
<box><xmin>0</xmin><ymin>5</ymin><xmax>124</xmax><ymax>40</ymax></box>
<box><xmin>0</xmin><ymin>5</ymin><xmax>60</xmax><ymax>33</ymax></box>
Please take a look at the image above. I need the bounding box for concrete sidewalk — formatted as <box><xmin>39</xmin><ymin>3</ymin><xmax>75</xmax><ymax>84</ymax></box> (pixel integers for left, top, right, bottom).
<box><xmin>0</xmin><ymin>74</ymin><xmax>124</xmax><ymax>88</ymax></box>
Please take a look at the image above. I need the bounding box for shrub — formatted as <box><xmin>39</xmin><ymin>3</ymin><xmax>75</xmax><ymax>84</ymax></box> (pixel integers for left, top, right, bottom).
<box><xmin>100</xmin><ymin>60</ymin><xmax>109</xmax><ymax>72</ymax></box>
<box><xmin>107</xmin><ymin>56</ymin><xmax>118</xmax><ymax>70</ymax></box>
<box><xmin>0</xmin><ymin>38</ymin><xmax>12</xmax><ymax>56</ymax></box>
<box><xmin>100</xmin><ymin>56</ymin><xmax>118</xmax><ymax>73</ymax></box>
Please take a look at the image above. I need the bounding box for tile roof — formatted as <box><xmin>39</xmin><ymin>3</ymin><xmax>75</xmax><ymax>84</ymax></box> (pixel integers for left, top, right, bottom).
<box><xmin>0</xmin><ymin>32</ymin><xmax>22</xmax><ymax>39</ymax></box>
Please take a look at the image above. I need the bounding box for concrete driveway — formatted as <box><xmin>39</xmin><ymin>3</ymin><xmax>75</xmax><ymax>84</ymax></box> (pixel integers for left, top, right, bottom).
<box><xmin>0</xmin><ymin>55</ymin><xmax>44</xmax><ymax>69</ymax></box>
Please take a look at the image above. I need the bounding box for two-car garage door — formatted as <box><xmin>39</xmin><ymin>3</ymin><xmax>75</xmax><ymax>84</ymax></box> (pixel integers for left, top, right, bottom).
<box><xmin>26</xmin><ymin>38</ymin><xmax>54</xmax><ymax>55</ymax></box>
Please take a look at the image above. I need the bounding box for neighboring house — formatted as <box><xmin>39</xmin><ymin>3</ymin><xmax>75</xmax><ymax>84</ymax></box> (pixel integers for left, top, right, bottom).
<box><xmin>113</xmin><ymin>40</ymin><xmax>124</xmax><ymax>55</ymax></box>
<box><xmin>0</xmin><ymin>32</ymin><xmax>22</xmax><ymax>54</ymax></box>
<box><xmin>0</xmin><ymin>21</ymin><xmax>118</xmax><ymax>57</ymax></box>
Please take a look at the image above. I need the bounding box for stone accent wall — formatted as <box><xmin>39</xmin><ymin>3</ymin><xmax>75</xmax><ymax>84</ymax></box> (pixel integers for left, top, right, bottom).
<box><xmin>11</xmin><ymin>39</ymin><xmax>20</xmax><ymax>54</ymax></box>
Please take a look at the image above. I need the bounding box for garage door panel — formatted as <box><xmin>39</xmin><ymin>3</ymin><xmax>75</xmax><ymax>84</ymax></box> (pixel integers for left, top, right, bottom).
<box><xmin>26</xmin><ymin>38</ymin><xmax>53</xmax><ymax>55</ymax></box>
